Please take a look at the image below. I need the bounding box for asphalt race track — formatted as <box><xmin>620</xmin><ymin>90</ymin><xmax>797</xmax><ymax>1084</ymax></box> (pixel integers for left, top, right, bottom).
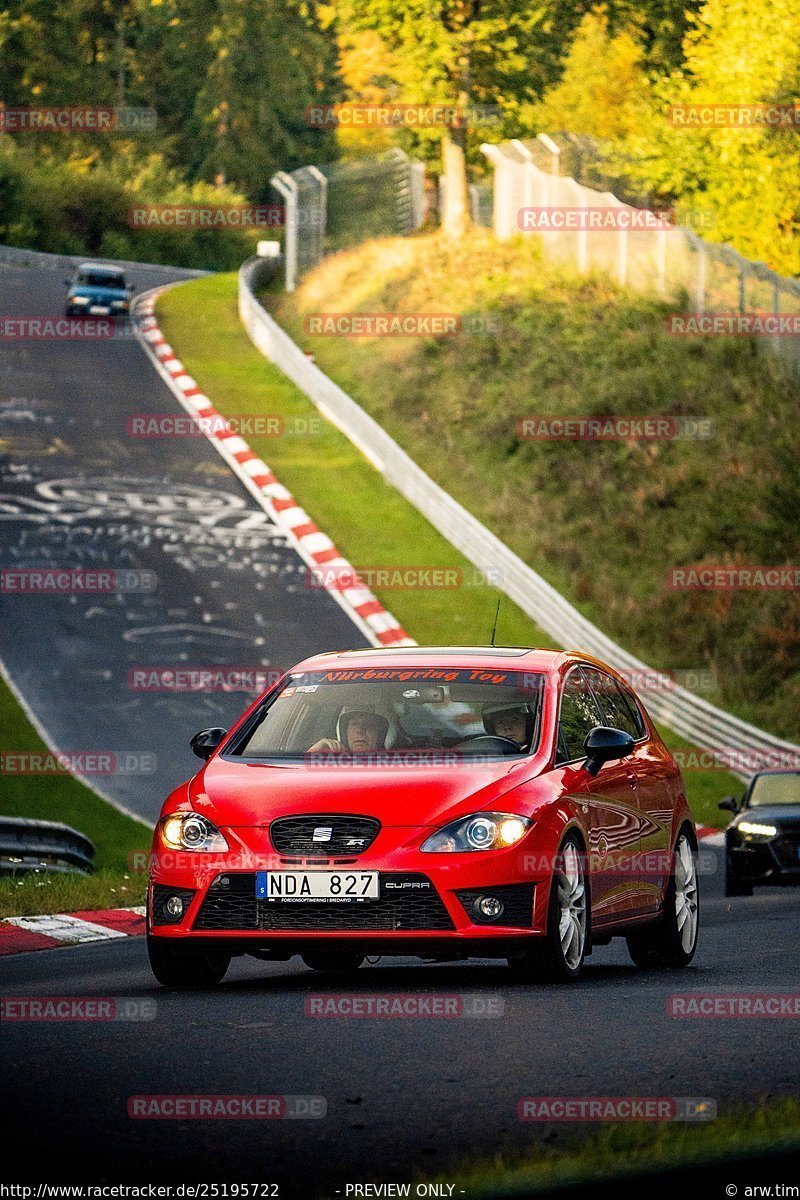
<box><xmin>2</xmin><ymin>848</ymin><xmax>800</xmax><ymax>1193</ymax></box>
<box><xmin>0</xmin><ymin>260</ymin><xmax>368</xmax><ymax>820</ymax></box>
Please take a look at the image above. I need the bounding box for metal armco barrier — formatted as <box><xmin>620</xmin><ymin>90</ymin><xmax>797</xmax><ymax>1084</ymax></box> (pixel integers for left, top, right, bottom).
<box><xmin>239</xmin><ymin>258</ymin><xmax>800</xmax><ymax>780</ymax></box>
<box><xmin>0</xmin><ymin>816</ymin><xmax>95</xmax><ymax>875</ymax></box>
<box><xmin>0</xmin><ymin>243</ymin><xmax>208</xmax><ymax>277</ymax></box>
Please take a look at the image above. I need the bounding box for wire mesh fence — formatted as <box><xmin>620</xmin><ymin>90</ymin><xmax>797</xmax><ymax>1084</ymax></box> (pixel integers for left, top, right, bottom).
<box><xmin>481</xmin><ymin>137</ymin><xmax>800</xmax><ymax>374</ymax></box>
<box><xmin>270</xmin><ymin>149</ymin><xmax>425</xmax><ymax>291</ymax></box>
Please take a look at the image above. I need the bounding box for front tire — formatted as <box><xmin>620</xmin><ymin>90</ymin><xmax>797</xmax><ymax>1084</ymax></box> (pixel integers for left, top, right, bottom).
<box><xmin>302</xmin><ymin>951</ymin><xmax>365</xmax><ymax>973</ymax></box>
<box><xmin>147</xmin><ymin>934</ymin><xmax>230</xmax><ymax>988</ymax></box>
<box><xmin>627</xmin><ymin>828</ymin><xmax>699</xmax><ymax>968</ymax></box>
<box><xmin>508</xmin><ymin>834</ymin><xmax>588</xmax><ymax>983</ymax></box>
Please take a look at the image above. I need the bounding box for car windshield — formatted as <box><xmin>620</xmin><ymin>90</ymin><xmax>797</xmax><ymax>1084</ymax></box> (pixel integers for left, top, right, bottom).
<box><xmin>76</xmin><ymin>271</ymin><xmax>126</xmax><ymax>289</ymax></box>
<box><xmin>747</xmin><ymin>772</ymin><xmax>800</xmax><ymax>807</ymax></box>
<box><xmin>230</xmin><ymin>666</ymin><xmax>544</xmax><ymax>761</ymax></box>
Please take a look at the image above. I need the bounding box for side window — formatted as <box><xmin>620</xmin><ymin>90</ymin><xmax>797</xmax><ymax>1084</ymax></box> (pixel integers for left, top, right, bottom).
<box><xmin>556</xmin><ymin>669</ymin><xmax>603</xmax><ymax>763</ymax></box>
<box><xmin>583</xmin><ymin>668</ymin><xmax>640</xmax><ymax>739</ymax></box>
<box><xmin>618</xmin><ymin>684</ymin><xmax>647</xmax><ymax>738</ymax></box>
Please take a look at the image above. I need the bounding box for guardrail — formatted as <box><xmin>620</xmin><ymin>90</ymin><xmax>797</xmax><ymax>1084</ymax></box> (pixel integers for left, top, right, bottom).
<box><xmin>0</xmin><ymin>816</ymin><xmax>95</xmax><ymax>875</ymax></box>
<box><xmin>238</xmin><ymin>258</ymin><xmax>800</xmax><ymax>780</ymax></box>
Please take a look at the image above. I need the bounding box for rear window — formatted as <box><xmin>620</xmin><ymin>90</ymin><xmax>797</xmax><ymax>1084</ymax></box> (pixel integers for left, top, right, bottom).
<box><xmin>229</xmin><ymin>667</ymin><xmax>544</xmax><ymax>762</ymax></box>
<box><xmin>77</xmin><ymin>271</ymin><xmax>126</xmax><ymax>288</ymax></box>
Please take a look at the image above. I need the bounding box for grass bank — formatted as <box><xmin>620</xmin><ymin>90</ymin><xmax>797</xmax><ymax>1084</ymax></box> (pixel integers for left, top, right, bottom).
<box><xmin>0</xmin><ymin>673</ymin><xmax>149</xmax><ymax>918</ymax></box>
<box><xmin>267</xmin><ymin>231</ymin><xmax>799</xmax><ymax>744</ymax></box>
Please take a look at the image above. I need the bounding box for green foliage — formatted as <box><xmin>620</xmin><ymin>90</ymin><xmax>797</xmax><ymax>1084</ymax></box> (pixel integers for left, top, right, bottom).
<box><xmin>0</xmin><ymin>143</ymin><xmax>264</xmax><ymax>268</ymax></box>
<box><xmin>532</xmin><ymin>3</ymin><xmax>800</xmax><ymax>276</ymax></box>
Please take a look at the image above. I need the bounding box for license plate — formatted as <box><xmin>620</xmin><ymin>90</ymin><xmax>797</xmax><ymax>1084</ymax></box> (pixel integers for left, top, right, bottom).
<box><xmin>89</xmin><ymin>305</ymin><xmax>109</xmax><ymax>315</ymax></box>
<box><xmin>256</xmin><ymin>870</ymin><xmax>379</xmax><ymax>902</ymax></box>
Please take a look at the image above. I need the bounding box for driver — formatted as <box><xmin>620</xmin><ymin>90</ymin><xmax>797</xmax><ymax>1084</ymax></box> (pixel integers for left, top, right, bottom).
<box><xmin>482</xmin><ymin>703</ymin><xmax>535</xmax><ymax>751</ymax></box>
<box><xmin>309</xmin><ymin>707</ymin><xmax>390</xmax><ymax>754</ymax></box>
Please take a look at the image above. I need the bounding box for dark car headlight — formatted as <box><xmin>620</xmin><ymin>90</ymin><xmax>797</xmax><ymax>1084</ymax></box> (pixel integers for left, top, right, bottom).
<box><xmin>736</xmin><ymin>820</ymin><xmax>778</xmax><ymax>840</ymax></box>
<box><xmin>160</xmin><ymin>812</ymin><xmax>228</xmax><ymax>853</ymax></box>
<box><xmin>70</xmin><ymin>295</ymin><xmax>90</xmax><ymax>304</ymax></box>
<box><xmin>421</xmin><ymin>812</ymin><xmax>532</xmax><ymax>853</ymax></box>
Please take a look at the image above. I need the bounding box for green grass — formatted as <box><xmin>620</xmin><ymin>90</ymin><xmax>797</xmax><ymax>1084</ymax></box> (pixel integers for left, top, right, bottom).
<box><xmin>422</xmin><ymin>1098</ymin><xmax>800</xmax><ymax>1197</ymax></box>
<box><xmin>156</xmin><ymin>272</ymin><xmax>743</xmax><ymax>825</ymax></box>
<box><xmin>267</xmin><ymin>231</ymin><xmax>800</xmax><ymax>744</ymax></box>
<box><xmin>0</xmin><ymin>672</ymin><xmax>149</xmax><ymax>917</ymax></box>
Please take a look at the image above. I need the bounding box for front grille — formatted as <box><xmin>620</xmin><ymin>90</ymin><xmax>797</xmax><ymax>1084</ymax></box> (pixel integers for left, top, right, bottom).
<box><xmin>151</xmin><ymin>884</ymin><xmax>196</xmax><ymax>926</ymax></box>
<box><xmin>270</xmin><ymin>815</ymin><xmax>380</xmax><ymax>858</ymax></box>
<box><xmin>772</xmin><ymin>837</ymin><xmax>800</xmax><ymax>871</ymax></box>
<box><xmin>455</xmin><ymin>883</ymin><xmax>535</xmax><ymax>927</ymax></box>
<box><xmin>193</xmin><ymin>872</ymin><xmax>454</xmax><ymax>931</ymax></box>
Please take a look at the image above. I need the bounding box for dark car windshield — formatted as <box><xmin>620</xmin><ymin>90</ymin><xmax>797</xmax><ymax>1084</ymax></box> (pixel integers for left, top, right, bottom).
<box><xmin>747</xmin><ymin>772</ymin><xmax>800</xmax><ymax>807</ymax></box>
<box><xmin>230</xmin><ymin>667</ymin><xmax>544</xmax><ymax>762</ymax></box>
<box><xmin>76</xmin><ymin>271</ymin><xmax>126</xmax><ymax>289</ymax></box>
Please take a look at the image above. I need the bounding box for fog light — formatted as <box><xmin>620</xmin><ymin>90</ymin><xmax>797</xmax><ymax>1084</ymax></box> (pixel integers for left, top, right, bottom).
<box><xmin>165</xmin><ymin>895</ymin><xmax>185</xmax><ymax>918</ymax></box>
<box><xmin>476</xmin><ymin>895</ymin><xmax>504</xmax><ymax>920</ymax></box>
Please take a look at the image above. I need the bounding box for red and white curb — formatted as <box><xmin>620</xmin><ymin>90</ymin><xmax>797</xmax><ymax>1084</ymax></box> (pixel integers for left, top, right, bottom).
<box><xmin>133</xmin><ymin>290</ymin><xmax>414</xmax><ymax>649</ymax></box>
<box><xmin>0</xmin><ymin>907</ymin><xmax>146</xmax><ymax>956</ymax></box>
<box><xmin>697</xmin><ymin>826</ymin><xmax>724</xmax><ymax>846</ymax></box>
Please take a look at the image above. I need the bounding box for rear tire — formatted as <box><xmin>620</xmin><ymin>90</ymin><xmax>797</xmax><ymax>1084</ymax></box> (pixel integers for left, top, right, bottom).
<box><xmin>627</xmin><ymin>828</ymin><xmax>699</xmax><ymax>968</ymax></box>
<box><xmin>302</xmin><ymin>951</ymin><xmax>365</xmax><ymax>973</ymax></box>
<box><xmin>507</xmin><ymin>833</ymin><xmax>588</xmax><ymax>983</ymax></box>
<box><xmin>147</xmin><ymin>935</ymin><xmax>230</xmax><ymax>988</ymax></box>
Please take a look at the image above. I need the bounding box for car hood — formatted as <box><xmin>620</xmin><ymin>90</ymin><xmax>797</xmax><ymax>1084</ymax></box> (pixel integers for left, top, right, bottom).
<box><xmin>735</xmin><ymin>804</ymin><xmax>800</xmax><ymax>829</ymax></box>
<box><xmin>188</xmin><ymin>755</ymin><xmax>536</xmax><ymax>829</ymax></box>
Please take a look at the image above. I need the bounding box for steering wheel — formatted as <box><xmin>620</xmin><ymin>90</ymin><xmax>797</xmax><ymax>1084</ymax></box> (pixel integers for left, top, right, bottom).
<box><xmin>454</xmin><ymin>734</ymin><xmax>521</xmax><ymax>755</ymax></box>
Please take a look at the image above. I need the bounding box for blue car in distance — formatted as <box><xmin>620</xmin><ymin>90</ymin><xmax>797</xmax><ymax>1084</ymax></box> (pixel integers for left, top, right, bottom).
<box><xmin>65</xmin><ymin>263</ymin><xmax>134</xmax><ymax>318</ymax></box>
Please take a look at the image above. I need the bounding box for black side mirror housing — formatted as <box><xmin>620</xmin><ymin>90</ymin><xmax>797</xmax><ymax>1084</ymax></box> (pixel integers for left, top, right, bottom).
<box><xmin>718</xmin><ymin>795</ymin><xmax>740</xmax><ymax>812</ymax></box>
<box><xmin>583</xmin><ymin>726</ymin><xmax>635</xmax><ymax>776</ymax></box>
<box><xmin>190</xmin><ymin>727</ymin><xmax>228</xmax><ymax>760</ymax></box>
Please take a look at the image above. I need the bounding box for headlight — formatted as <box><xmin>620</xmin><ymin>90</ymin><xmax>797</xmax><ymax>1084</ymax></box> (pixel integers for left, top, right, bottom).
<box><xmin>737</xmin><ymin>820</ymin><xmax>777</xmax><ymax>839</ymax></box>
<box><xmin>111</xmin><ymin>300</ymin><xmax>128</xmax><ymax>308</ymax></box>
<box><xmin>421</xmin><ymin>812</ymin><xmax>532</xmax><ymax>853</ymax></box>
<box><xmin>71</xmin><ymin>296</ymin><xmax>90</xmax><ymax>304</ymax></box>
<box><xmin>160</xmin><ymin>812</ymin><xmax>228</xmax><ymax>852</ymax></box>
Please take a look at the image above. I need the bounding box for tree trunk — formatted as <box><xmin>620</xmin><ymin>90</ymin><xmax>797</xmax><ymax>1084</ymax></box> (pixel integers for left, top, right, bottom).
<box><xmin>441</xmin><ymin>106</ymin><xmax>471</xmax><ymax>239</ymax></box>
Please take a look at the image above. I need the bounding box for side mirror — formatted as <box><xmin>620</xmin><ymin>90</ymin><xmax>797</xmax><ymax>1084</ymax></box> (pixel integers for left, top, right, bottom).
<box><xmin>718</xmin><ymin>795</ymin><xmax>739</xmax><ymax>812</ymax></box>
<box><xmin>583</xmin><ymin>726</ymin><xmax>635</xmax><ymax>776</ymax></box>
<box><xmin>190</xmin><ymin>727</ymin><xmax>227</xmax><ymax>760</ymax></box>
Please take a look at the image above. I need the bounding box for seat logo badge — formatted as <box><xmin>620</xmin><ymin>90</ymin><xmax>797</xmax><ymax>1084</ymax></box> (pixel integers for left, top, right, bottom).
<box><xmin>312</xmin><ymin>826</ymin><xmax>333</xmax><ymax>843</ymax></box>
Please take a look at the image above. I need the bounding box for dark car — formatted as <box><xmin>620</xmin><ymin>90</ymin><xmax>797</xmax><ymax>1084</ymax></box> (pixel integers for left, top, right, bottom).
<box><xmin>65</xmin><ymin>263</ymin><xmax>133</xmax><ymax>318</ymax></box>
<box><xmin>721</xmin><ymin>770</ymin><xmax>800</xmax><ymax>896</ymax></box>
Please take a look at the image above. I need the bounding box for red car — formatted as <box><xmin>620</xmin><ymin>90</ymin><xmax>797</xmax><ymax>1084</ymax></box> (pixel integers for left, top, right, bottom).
<box><xmin>147</xmin><ymin>647</ymin><xmax>699</xmax><ymax>986</ymax></box>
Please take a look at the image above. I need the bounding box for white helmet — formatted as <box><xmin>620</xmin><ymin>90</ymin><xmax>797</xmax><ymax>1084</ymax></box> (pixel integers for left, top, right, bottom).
<box><xmin>335</xmin><ymin>705</ymin><xmax>398</xmax><ymax>749</ymax></box>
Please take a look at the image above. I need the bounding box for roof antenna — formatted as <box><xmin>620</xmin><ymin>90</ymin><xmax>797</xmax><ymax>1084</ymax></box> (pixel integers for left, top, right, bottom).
<box><xmin>490</xmin><ymin>596</ymin><xmax>502</xmax><ymax>647</ymax></box>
